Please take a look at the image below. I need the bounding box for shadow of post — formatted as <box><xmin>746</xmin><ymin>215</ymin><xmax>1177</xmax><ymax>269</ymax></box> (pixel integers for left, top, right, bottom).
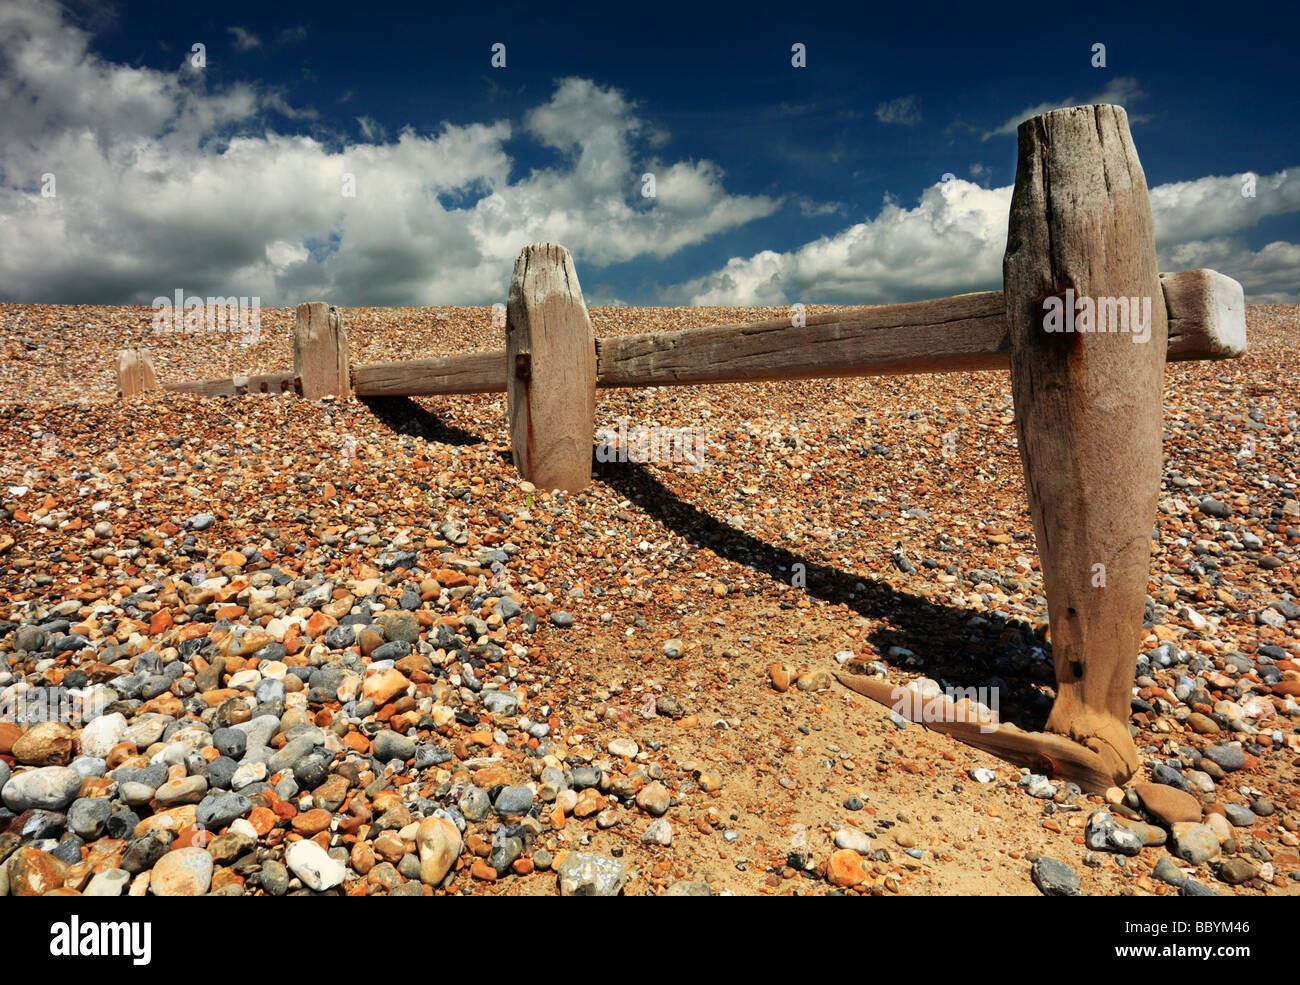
<box><xmin>591</xmin><ymin>451</ymin><xmax>1055</xmax><ymax>733</ymax></box>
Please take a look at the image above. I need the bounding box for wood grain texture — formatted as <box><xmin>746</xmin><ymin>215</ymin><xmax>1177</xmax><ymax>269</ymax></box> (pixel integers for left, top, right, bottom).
<box><xmin>1161</xmin><ymin>268</ymin><xmax>1247</xmax><ymax>360</ymax></box>
<box><xmin>352</xmin><ymin>352</ymin><xmax>506</xmax><ymax>396</ymax></box>
<box><xmin>595</xmin><ymin>269</ymin><xmax>1241</xmax><ymax>388</ymax></box>
<box><xmin>165</xmin><ymin>371</ymin><xmax>297</xmax><ymax>397</ymax></box>
<box><xmin>294</xmin><ymin>302</ymin><xmax>350</xmax><ymax>400</ymax></box>
<box><xmin>505</xmin><ymin>244</ymin><xmax>597</xmax><ymax>493</ymax></box>
<box><xmin>834</xmin><ymin>672</ymin><xmax>1118</xmax><ymax>792</ymax></box>
<box><xmin>116</xmin><ymin>347</ymin><xmax>158</xmax><ymax>398</ymax></box>
<box><xmin>1003</xmin><ymin>103</ymin><xmax>1166</xmax><ymax>786</ymax></box>
<box><xmin>595</xmin><ymin>292</ymin><xmax>1010</xmax><ymax>386</ymax></box>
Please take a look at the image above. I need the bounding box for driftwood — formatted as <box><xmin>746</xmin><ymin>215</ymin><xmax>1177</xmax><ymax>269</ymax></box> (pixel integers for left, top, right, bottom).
<box><xmin>505</xmin><ymin>244</ymin><xmax>598</xmax><ymax>493</ymax></box>
<box><xmin>295</xmin><ymin>302</ymin><xmax>350</xmax><ymax>400</ymax></box>
<box><xmin>999</xmin><ymin>103</ymin><xmax>1166</xmax><ymax>787</ymax></box>
<box><xmin>834</xmin><ymin>672</ymin><xmax>1118</xmax><ymax>791</ymax></box>
<box><xmin>116</xmin><ymin>347</ymin><xmax>158</xmax><ymax>398</ymax></box>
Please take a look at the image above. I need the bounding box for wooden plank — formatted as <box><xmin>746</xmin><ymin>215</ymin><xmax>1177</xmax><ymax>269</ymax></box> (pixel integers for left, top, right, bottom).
<box><xmin>295</xmin><ymin>302</ymin><xmax>350</xmax><ymax>399</ymax></box>
<box><xmin>594</xmin><ymin>270</ymin><xmax>1242</xmax><ymax>387</ymax></box>
<box><xmin>164</xmin><ymin>371</ymin><xmax>297</xmax><ymax>397</ymax></box>
<box><xmin>595</xmin><ymin>292</ymin><xmax>1009</xmax><ymax>387</ymax></box>
<box><xmin>506</xmin><ymin>244</ymin><xmax>597</xmax><ymax>493</ymax></box>
<box><xmin>835</xmin><ymin>672</ymin><xmax>1117</xmax><ymax>793</ymax></box>
<box><xmin>352</xmin><ymin>351</ymin><xmax>506</xmax><ymax>396</ymax></box>
<box><xmin>1002</xmin><ymin>103</ymin><xmax>1166</xmax><ymax>788</ymax></box>
<box><xmin>1161</xmin><ymin>268</ymin><xmax>1247</xmax><ymax>360</ymax></box>
<box><xmin>116</xmin><ymin>347</ymin><xmax>158</xmax><ymax>398</ymax></box>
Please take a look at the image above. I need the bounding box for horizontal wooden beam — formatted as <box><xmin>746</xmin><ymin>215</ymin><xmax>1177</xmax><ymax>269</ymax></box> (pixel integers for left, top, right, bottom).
<box><xmin>596</xmin><ymin>268</ymin><xmax>1246</xmax><ymax>388</ymax></box>
<box><xmin>146</xmin><ymin>268</ymin><xmax>1244</xmax><ymax>401</ymax></box>
<box><xmin>165</xmin><ymin>371</ymin><xmax>298</xmax><ymax>397</ymax></box>
<box><xmin>1161</xmin><ymin>268</ymin><xmax>1246</xmax><ymax>360</ymax></box>
<box><xmin>351</xmin><ymin>351</ymin><xmax>507</xmax><ymax>396</ymax></box>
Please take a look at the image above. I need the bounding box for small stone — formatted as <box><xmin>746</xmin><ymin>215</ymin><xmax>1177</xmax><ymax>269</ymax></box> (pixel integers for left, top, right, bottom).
<box><xmin>150</xmin><ymin>847</ymin><xmax>213</xmax><ymax>896</ymax></box>
<box><xmin>68</xmin><ymin>798</ymin><xmax>113</xmax><ymax>840</ymax></box>
<box><xmin>2</xmin><ymin>766</ymin><xmax>84</xmax><ymax>811</ymax></box>
<box><xmin>968</xmin><ymin>767</ymin><xmax>996</xmax><ymax>784</ymax></box>
<box><xmin>6</xmin><ymin>846</ymin><xmax>69</xmax><ymax>896</ymax></box>
<box><xmin>258</xmin><ymin>860</ymin><xmax>289</xmax><ymax>896</ymax></box>
<box><xmin>372</xmin><ymin>729</ymin><xmax>416</xmax><ymax>763</ymax></box>
<box><xmin>1085</xmin><ymin>811</ymin><xmax>1143</xmax><ymax>856</ymax></box>
<box><xmin>1032</xmin><ymin>857</ymin><xmax>1081</xmax><ymax>897</ymax></box>
<box><xmin>555</xmin><ymin>852</ymin><xmax>629</xmax><ymax>896</ymax></box>
<box><xmin>1152</xmin><ymin>857</ymin><xmax>1188</xmax><ymax>886</ymax></box>
<box><xmin>607</xmin><ymin>737</ymin><xmax>638</xmax><ymax>758</ymax></box>
<box><xmin>362</xmin><ymin>668</ymin><xmax>410</xmax><ymax>706</ymax></box>
<box><xmin>79</xmin><ymin>713</ymin><xmax>128</xmax><ymax>758</ymax></box>
<box><xmin>494</xmin><ymin>786</ymin><xmax>534</xmax><ymax>816</ymax></box>
<box><xmin>1133</xmin><ymin>783</ymin><xmax>1201</xmax><ymax>826</ymax></box>
<box><xmin>285</xmin><ymin>839</ymin><xmax>346</xmax><ymax>891</ymax></box>
<box><xmin>1216</xmin><ymin>857</ymin><xmax>1258</xmax><ymax>885</ymax></box>
<box><xmin>767</xmin><ymin>663</ymin><xmax>792</xmax><ymax>692</ymax></box>
<box><xmin>635</xmin><ymin>781</ymin><xmax>670</xmax><ymax>817</ymax></box>
<box><xmin>1222</xmin><ymin>803</ymin><xmax>1257</xmax><ymax>828</ymax></box>
<box><xmin>1201</xmin><ymin>745</ymin><xmax>1246</xmax><ymax>772</ymax></box>
<box><xmin>482</xmin><ymin>690</ymin><xmax>519</xmax><ymax>716</ymax></box>
<box><xmin>416</xmin><ymin>816</ymin><xmax>462</xmax><ymax>886</ymax></box>
<box><xmin>550</xmin><ymin>611</ymin><xmax>574</xmax><ymax>627</ymax></box>
<box><xmin>1170</xmin><ymin>822</ymin><xmax>1221</xmax><ymax>865</ymax></box>
<box><xmin>12</xmin><ymin>722</ymin><xmax>76</xmax><ymax>766</ymax></box>
<box><xmin>834</xmin><ymin>828</ymin><xmax>871</xmax><ymax>853</ymax></box>
<box><xmin>84</xmin><ymin>868</ymin><xmax>131</xmax><ymax>896</ymax></box>
<box><xmin>458</xmin><ymin>787</ymin><xmax>492</xmax><ymax>822</ymax></box>
<box><xmin>827</xmin><ymin>849</ymin><xmax>869</xmax><ymax>887</ymax></box>
<box><xmin>641</xmin><ymin>818</ymin><xmax>673</xmax><ymax>846</ymax></box>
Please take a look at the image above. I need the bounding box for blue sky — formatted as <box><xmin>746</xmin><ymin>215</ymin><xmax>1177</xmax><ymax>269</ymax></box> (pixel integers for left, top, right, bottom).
<box><xmin>2</xmin><ymin>0</ymin><xmax>1297</xmax><ymax>305</ymax></box>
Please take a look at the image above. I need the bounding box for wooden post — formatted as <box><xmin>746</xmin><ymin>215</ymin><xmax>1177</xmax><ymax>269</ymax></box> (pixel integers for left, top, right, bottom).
<box><xmin>505</xmin><ymin>244</ymin><xmax>597</xmax><ymax>493</ymax></box>
<box><xmin>116</xmin><ymin>347</ymin><xmax>158</xmax><ymax>398</ymax></box>
<box><xmin>1003</xmin><ymin>104</ymin><xmax>1167</xmax><ymax>787</ymax></box>
<box><xmin>294</xmin><ymin>302</ymin><xmax>350</xmax><ymax>400</ymax></box>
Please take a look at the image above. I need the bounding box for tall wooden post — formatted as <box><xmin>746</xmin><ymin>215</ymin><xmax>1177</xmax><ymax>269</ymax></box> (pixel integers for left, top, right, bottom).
<box><xmin>116</xmin><ymin>347</ymin><xmax>158</xmax><ymax>398</ymax></box>
<box><xmin>1003</xmin><ymin>104</ymin><xmax>1167</xmax><ymax>786</ymax></box>
<box><xmin>295</xmin><ymin>303</ymin><xmax>350</xmax><ymax>400</ymax></box>
<box><xmin>505</xmin><ymin>244</ymin><xmax>597</xmax><ymax>493</ymax></box>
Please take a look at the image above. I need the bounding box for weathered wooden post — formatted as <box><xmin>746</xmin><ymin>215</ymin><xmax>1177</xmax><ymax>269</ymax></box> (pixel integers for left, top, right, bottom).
<box><xmin>1003</xmin><ymin>104</ymin><xmax>1167</xmax><ymax>787</ymax></box>
<box><xmin>294</xmin><ymin>302</ymin><xmax>350</xmax><ymax>400</ymax></box>
<box><xmin>116</xmin><ymin>347</ymin><xmax>158</xmax><ymax>398</ymax></box>
<box><xmin>505</xmin><ymin>244</ymin><xmax>597</xmax><ymax>493</ymax></box>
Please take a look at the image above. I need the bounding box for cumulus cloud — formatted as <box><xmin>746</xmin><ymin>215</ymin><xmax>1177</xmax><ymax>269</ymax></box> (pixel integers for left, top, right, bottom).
<box><xmin>982</xmin><ymin>76</ymin><xmax>1145</xmax><ymax>139</ymax></box>
<box><xmin>0</xmin><ymin>2</ymin><xmax>776</xmax><ymax>305</ymax></box>
<box><xmin>875</xmin><ymin>95</ymin><xmax>921</xmax><ymax>127</ymax></box>
<box><xmin>670</xmin><ymin>168</ymin><xmax>1299</xmax><ymax>305</ymax></box>
<box><xmin>671</xmin><ymin>179</ymin><xmax>1013</xmax><ymax>305</ymax></box>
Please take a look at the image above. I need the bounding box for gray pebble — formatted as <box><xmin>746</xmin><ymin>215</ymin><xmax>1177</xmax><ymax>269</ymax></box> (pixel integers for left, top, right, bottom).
<box><xmin>1031</xmin><ymin>856</ymin><xmax>1081</xmax><ymax>897</ymax></box>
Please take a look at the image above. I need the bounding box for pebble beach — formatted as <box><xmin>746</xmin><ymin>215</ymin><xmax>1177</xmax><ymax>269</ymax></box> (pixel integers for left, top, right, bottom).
<box><xmin>0</xmin><ymin>301</ymin><xmax>1297</xmax><ymax>897</ymax></box>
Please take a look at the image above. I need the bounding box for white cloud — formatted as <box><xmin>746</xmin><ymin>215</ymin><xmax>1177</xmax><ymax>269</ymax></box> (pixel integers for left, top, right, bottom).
<box><xmin>875</xmin><ymin>95</ymin><xmax>921</xmax><ymax>127</ymax></box>
<box><xmin>672</xmin><ymin>179</ymin><xmax>1013</xmax><ymax>305</ymax></box>
<box><xmin>982</xmin><ymin>76</ymin><xmax>1145</xmax><ymax>140</ymax></box>
<box><xmin>670</xmin><ymin>169</ymin><xmax>1300</xmax><ymax>305</ymax></box>
<box><xmin>228</xmin><ymin>26</ymin><xmax>261</xmax><ymax>51</ymax></box>
<box><xmin>0</xmin><ymin>4</ymin><xmax>776</xmax><ymax>305</ymax></box>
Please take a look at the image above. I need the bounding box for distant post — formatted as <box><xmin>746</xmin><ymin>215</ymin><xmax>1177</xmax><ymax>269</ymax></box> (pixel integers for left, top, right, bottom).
<box><xmin>116</xmin><ymin>347</ymin><xmax>158</xmax><ymax>398</ymax></box>
<box><xmin>295</xmin><ymin>302</ymin><xmax>350</xmax><ymax>399</ymax></box>
<box><xmin>1003</xmin><ymin>104</ymin><xmax>1168</xmax><ymax>786</ymax></box>
<box><xmin>505</xmin><ymin>244</ymin><xmax>597</xmax><ymax>493</ymax></box>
